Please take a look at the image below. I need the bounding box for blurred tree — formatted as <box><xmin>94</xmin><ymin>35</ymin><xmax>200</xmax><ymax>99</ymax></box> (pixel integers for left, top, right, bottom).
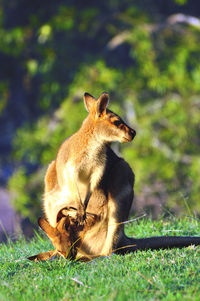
<box><xmin>0</xmin><ymin>0</ymin><xmax>199</xmax><ymax>221</ymax></box>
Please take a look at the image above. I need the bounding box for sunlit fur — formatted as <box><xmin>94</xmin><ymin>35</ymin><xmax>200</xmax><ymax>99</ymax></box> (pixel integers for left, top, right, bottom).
<box><xmin>38</xmin><ymin>92</ymin><xmax>136</xmax><ymax>258</ymax></box>
<box><xmin>43</xmin><ymin>92</ymin><xmax>135</xmax><ymax>229</ymax></box>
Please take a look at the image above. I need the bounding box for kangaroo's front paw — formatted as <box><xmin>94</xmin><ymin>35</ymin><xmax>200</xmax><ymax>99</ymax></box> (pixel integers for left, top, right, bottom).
<box><xmin>76</xmin><ymin>210</ymin><xmax>87</xmax><ymax>226</ymax></box>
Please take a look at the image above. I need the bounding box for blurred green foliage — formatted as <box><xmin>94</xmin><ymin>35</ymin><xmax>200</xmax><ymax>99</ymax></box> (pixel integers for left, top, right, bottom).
<box><xmin>1</xmin><ymin>0</ymin><xmax>200</xmax><ymax>221</ymax></box>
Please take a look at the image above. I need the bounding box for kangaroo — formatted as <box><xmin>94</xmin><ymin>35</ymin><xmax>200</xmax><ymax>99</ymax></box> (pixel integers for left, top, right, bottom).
<box><xmin>28</xmin><ymin>216</ymin><xmax>79</xmax><ymax>261</ymax></box>
<box><xmin>28</xmin><ymin>92</ymin><xmax>200</xmax><ymax>262</ymax></box>
<box><xmin>28</xmin><ymin>212</ymin><xmax>99</xmax><ymax>262</ymax></box>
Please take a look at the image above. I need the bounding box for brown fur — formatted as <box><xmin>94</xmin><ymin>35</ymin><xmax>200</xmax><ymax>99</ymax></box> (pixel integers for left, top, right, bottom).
<box><xmin>28</xmin><ymin>216</ymin><xmax>80</xmax><ymax>261</ymax></box>
<box><xmin>28</xmin><ymin>211</ymin><xmax>101</xmax><ymax>262</ymax></box>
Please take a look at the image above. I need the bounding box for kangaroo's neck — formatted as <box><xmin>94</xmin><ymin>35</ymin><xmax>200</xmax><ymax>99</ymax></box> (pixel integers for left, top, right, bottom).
<box><xmin>72</xmin><ymin>115</ymin><xmax>107</xmax><ymax>191</ymax></box>
<box><xmin>75</xmin><ymin>115</ymin><xmax>106</xmax><ymax>162</ymax></box>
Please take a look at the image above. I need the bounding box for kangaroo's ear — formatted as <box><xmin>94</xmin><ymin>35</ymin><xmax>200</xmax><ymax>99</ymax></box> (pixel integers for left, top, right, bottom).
<box><xmin>96</xmin><ymin>92</ymin><xmax>109</xmax><ymax>117</ymax></box>
<box><xmin>28</xmin><ymin>250</ymin><xmax>58</xmax><ymax>262</ymax></box>
<box><xmin>38</xmin><ymin>217</ymin><xmax>57</xmax><ymax>239</ymax></box>
<box><xmin>84</xmin><ymin>92</ymin><xmax>96</xmax><ymax>112</ymax></box>
<box><xmin>57</xmin><ymin>216</ymin><xmax>70</xmax><ymax>232</ymax></box>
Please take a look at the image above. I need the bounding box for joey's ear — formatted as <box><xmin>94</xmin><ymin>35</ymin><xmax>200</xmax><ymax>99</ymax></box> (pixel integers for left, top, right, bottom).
<box><xmin>38</xmin><ymin>217</ymin><xmax>57</xmax><ymax>239</ymax></box>
<box><xmin>57</xmin><ymin>216</ymin><xmax>70</xmax><ymax>232</ymax></box>
<box><xmin>28</xmin><ymin>250</ymin><xmax>58</xmax><ymax>262</ymax></box>
<box><xmin>96</xmin><ymin>92</ymin><xmax>109</xmax><ymax>117</ymax></box>
<box><xmin>84</xmin><ymin>92</ymin><xmax>96</xmax><ymax>112</ymax></box>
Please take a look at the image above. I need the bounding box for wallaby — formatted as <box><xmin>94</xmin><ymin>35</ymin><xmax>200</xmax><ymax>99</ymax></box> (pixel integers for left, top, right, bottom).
<box><xmin>28</xmin><ymin>212</ymin><xmax>99</xmax><ymax>262</ymax></box>
<box><xmin>28</xmin><ymin>92</ymin><xmax>200</xmax><ymax>262</ymax></box>
<box><xmin>28</xmin><ymin>216</ymin><xmax>79</xmax><ymax>261</ymax></box>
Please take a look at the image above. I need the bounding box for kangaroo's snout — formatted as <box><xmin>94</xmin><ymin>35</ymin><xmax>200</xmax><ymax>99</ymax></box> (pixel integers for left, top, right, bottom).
<box><xmin>129</xmin><ymin>128</ymin><xmax>136</xmax><ymax>140</ymax></box>
<box><xmin>122</xmin><ymin>126</ymin><xmax>136</xmax><ymax>143</ymax></box>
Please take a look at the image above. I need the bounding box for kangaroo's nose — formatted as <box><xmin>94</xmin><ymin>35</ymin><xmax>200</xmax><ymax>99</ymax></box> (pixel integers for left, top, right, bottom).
<box><xmin>130</xmin><ymin>128</ymin><xmax>136</xmax><ymax>139</ymax></box>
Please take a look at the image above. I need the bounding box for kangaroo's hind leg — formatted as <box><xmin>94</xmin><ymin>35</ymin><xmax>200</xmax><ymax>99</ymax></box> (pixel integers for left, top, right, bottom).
<box><xmin>101</xmin><ymin>159</ymin><xmax>135</xmax><ymax>256</ymax></box>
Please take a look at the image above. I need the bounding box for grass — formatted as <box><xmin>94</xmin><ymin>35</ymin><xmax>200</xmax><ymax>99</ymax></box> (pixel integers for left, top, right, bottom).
<box><xmin>0</xmin><ymin>216</ymin><xmax>200</xmax><ymax>301</ymax></box>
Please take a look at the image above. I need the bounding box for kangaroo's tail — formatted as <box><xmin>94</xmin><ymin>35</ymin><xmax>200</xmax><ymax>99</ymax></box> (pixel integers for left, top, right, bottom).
<box><xmin>116</xmin><ymin>236</ymin><xmax>200</xmax><ymax>254</ymax></box>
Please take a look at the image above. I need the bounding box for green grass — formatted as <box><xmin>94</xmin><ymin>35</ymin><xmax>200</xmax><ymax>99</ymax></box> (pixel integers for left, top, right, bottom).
<box><xmin>0</xmin><ymin>216</ymin><xmax>200</xmax><ymax>301</ymax></box>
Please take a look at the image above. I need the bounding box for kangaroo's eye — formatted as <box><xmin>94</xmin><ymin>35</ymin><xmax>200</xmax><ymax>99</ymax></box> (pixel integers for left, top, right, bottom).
<box><xmin>113</xmin><ymin>120</ymin><xmax>121</xmax><ymax>127</ymax></box>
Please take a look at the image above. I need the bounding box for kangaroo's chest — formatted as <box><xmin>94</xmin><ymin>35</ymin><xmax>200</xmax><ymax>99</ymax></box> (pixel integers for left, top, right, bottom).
<box><xmin>62</xmin><ymin>160</ymin><xmax>105</xmax><ymax>198</ymax></box>
<box><xmin>67</xmin><ymin>154</ymin><xmax>104</xmax><ymax>179</ymax></box>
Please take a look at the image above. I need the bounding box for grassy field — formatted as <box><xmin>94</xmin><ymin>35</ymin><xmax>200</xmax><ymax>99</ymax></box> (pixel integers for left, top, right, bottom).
<box><xmin>0</xmin><ymin>216</ymin><xmax>200</xmax><ymax>301</ymax></box>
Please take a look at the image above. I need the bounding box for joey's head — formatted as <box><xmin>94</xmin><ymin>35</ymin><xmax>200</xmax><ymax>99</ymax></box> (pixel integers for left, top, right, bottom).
<box><xmin>84</xmin><ymin>92</ymin><xmax>136</xmax><ymax>143</ymax></box>
<box><xmin>38</xmin><ymin>216</ymin><xmax>80</xmax><ymax>259</ymax></box>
